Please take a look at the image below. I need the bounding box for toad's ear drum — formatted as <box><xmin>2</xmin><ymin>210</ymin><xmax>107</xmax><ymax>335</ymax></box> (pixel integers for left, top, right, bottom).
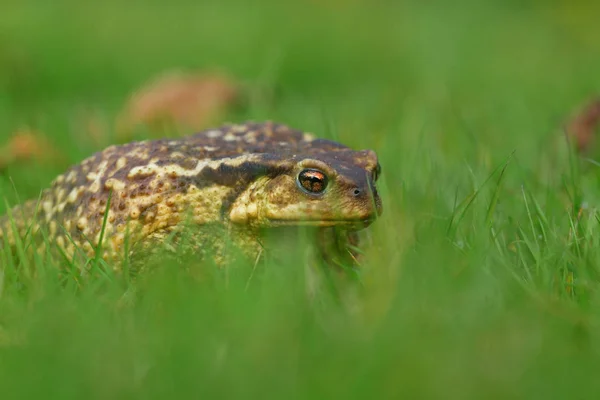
<box><xmin>297</xmin><ymin>169</ymin><xmax>328</xmax><ymax>194</ymax></box>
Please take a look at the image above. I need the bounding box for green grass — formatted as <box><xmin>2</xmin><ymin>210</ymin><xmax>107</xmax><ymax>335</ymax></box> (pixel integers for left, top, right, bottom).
<box><xmin>2</xmin><ymin>0</ymin><xmax>600</xmax><ymax>398</ymax></box>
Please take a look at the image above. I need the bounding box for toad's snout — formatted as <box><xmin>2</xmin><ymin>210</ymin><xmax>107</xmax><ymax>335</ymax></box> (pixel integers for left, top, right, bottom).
<box><xmin>350</xmin><ymin>181</ymin><xmax>383</xmax><ymax>218</ymax></box>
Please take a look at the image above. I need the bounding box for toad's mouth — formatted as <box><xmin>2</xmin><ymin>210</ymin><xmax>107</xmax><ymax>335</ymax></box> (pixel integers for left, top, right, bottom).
<box><xmin>266</xmin><ymin>216</ymin><xmax>377</xmax><ymax>229</ymax></box>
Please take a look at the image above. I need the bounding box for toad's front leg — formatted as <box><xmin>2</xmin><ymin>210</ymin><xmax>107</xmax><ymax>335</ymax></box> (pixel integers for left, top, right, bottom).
<box><xmin>315</xmin><ymin>227</ymin><xmax>363</xmax><ymax>271</ymax></box>
<box><xmin>128</xmin><ymin>223</ymin><xmax>262</xmax><ymax>275</ymax></box>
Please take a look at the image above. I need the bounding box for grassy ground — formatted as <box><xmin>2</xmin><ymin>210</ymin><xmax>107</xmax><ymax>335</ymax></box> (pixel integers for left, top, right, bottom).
<box><xmin>2</xmin><ymin>0</ymin><xmax>600</xmax><ymax>398</ymax></box>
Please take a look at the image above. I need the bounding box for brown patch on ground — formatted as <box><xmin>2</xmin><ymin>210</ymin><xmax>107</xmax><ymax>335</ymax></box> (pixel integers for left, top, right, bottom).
<box><xmin>116</xmin><ymin>70</ymin><xmax>240</xmax><ymax>141</ymax></box>
<box><xmin>565</xmin><ymin>97</ymin><xmax>600</xmax><ymax>153</ymax></box>
<box><xmin>0</xmin><ymin>129</ymin><xmax>63</xmax><ymax>170</ymax></box>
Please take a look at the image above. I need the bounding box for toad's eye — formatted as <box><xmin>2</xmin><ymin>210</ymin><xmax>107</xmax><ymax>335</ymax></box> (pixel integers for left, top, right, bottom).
<box><xmin>297</xmin><ymin>169</ymin><xmax>328</xmax><ymax>194</ymax></box>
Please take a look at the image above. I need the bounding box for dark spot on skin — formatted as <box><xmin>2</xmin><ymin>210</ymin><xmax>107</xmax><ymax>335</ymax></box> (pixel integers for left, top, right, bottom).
<box><xmin>219</xmin><ymin>187</ymin><xmax>247</xmax><ymax>217</ymax></box>
<box><xmin>139</xmin><ymin>203</ymin><xmax>156</xmax><ymax>217</ymax></box>
<box><xmin>62</xmin><ymin>202</ymin><xmax>77</xmax><ymax>216</ymax></box>
<box><xmin>197</xmin><ymin>160</ymin><xmax>290</xmax><ymax>187</ymax></box>
<box><xmin>180</xmin><ymin>158</ymin><xmax>197</xmax><ymax>170</ymax></box>
<box><xmin>307</xmin><ymin>138</ymin><xmax>348</xmax><ymax>150</ymax></box>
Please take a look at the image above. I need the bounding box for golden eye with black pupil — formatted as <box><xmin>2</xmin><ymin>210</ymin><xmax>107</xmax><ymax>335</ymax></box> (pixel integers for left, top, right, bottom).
<box><xmin>297</xmin><ymin>169</ymin><xmax>328</xmax><ymax>194</ymax></box>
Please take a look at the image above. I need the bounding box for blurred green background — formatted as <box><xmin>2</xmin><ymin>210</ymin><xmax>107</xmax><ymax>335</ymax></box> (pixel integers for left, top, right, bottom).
<box><xmin>2</xmin><ymin>0</ymin><xmax>600</xmax><ymax>398</ymax></box>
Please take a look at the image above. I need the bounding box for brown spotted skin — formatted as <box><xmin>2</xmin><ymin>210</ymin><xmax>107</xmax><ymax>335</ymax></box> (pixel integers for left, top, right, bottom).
<box><xmin>0</xmin><ymin>121</ymin><xmax>382</xmax><ymax>269</ymax></box>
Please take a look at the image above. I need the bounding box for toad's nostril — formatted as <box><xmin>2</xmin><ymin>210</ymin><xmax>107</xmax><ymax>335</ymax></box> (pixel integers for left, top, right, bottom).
<box><xmin>353</xmin><ymin>188</ymin><xmax>361</xmax><ymax>196</ymax></box>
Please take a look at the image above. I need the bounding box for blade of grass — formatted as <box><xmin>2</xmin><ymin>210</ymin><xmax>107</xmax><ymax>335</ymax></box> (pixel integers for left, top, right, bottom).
<box><xmin>94</xmin><ymin>189</ymin><xmax>113</xmax><ymax>264</ymax></box>
<box><xmin>485</xmin><ymin>151</ymin><xmax>514</xmax><ymax>226</ymax></box>
<box><xmin>447</xmin><ymin>151</ymin><xmax>515</xmax><ymax>236</ymax></box>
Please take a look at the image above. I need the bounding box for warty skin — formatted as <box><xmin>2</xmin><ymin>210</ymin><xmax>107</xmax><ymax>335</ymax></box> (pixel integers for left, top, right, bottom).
<box><xmin>0</xmin><ymin>121</ymin><xmax>382</xmax><ymax>271</ymax></box>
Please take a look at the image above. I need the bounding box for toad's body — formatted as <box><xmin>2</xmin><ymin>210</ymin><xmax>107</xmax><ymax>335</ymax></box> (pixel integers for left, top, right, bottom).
<box><xmin>0</xmin><ymin>122</ymin><xmax>382</xmax><ymax>268</ymax></box>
